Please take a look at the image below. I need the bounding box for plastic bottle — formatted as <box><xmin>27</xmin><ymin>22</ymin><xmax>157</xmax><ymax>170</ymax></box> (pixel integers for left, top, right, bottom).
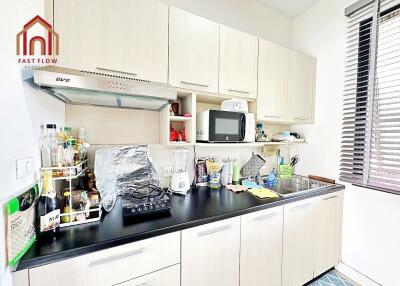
<box><xmin>40</xmin><ymin>125</ymin><xmax>51</xmax><ymax>168</ymax></box>
<box><xmin>228</xmin><ymin>160</ymin><xmax>233</xmax><ymax>184</ymax></box>
<box><xmin>232</xmin><ymin>160</ymin><xmax>240</xmax><ymax>185</ymax></box>
<box><xmin>220</xmin><ymin>161</ymin><xmax>229</xmax><ymax>187</ymax></box>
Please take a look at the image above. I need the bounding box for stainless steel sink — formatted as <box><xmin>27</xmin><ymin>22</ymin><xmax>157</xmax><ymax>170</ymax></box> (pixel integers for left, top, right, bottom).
<box><xmin>270</xmin><ymin>175</ymin><xmax>332</xmax><ymax>197</ymax></box>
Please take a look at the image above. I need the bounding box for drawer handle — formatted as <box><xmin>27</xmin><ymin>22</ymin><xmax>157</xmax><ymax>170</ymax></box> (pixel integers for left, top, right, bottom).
<box><xmin>264</xmin><ymin>115</ymin><xmax>280</xmax><ymax>118</ymax></box>
<box><xmin>89</xmin><ymin>247</ymin><xmax>145</xmax><ymax>267</ymax></box>
<box><xmin>252</xmin><ymin>212</ymin><xmax>277</xmax><ymax>222</ymax></box>
<box><xmin>323</xmin><ymin>195</ymin><xmax>338</xmax><ymax>201</ymax></box>
<box><xmin>96</xmin><ymin>67</ymin><xmax>138</xmax><ymax>77</ymax></box>
<box><xmin>228</xmin><ymin>88</ymin><xmax>250</xmax><ymax>94</ymax></box>
<box><xmin>180</xmin><ymin>80</ymin><xmax>209</xmax><ymax>88</ymax></box>
<box><xmin>198</xmin><ymin>225</ymin><xmax>231</xmax><ymax>237</ymax></box>
<box><xmin>293</xmin><ymin>117</ymin><xmax>307</xmax><ymax>120</ymax></box>
<box><xmin>291</xmin><ymin>203</ymin><xmax>311</xmax><ymax>211</ymax></box>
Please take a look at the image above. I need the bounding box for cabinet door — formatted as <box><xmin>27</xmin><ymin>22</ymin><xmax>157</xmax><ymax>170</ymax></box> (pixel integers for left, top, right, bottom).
<box><xmin>181</xmin><ymin>217</ymin><xmax>240</xmax><ymax>286</ymax></box>
<box><xmin>219</xmin><ymin>26</ymin><xmax>258</xmax><ymax>99</ymax></box>
<box><xmin>100</xmin><ymin>0</ymin><xmax>168</xmax><ymax>82</ymax></box>
<box><xmin>314</xmin><ymin>192</ymin><xmax>344</xmax><ymax>277</ymax></box>
<box><xmin>169</xmin><ymin>7</ymin><xmax>219</xmax><ymax>93</ymax></box>
<box><xmin>29</xmin><ymin>232</ymin><xmax>180</xmax><ymax>286</ymax></box>
<box><xmin>287</xmin><ymin>51</ymin><xmax>316</xmax><ymax>123</ymax></box>
<box><xmin>53</xmin><ymin>0</ymin><xmax>103</xmax><ymax>71</ymax></box>
<box><xmin>240</xmin><ymin>206</ymin><xmax>283</xmax><ymax>286</ymax></box>
<box><xmin>282</xmin><ymin>198</ymin><xmax>316</xmax><ymax>286</ymax></box>
<box><xmin>257</xmin><ymin>40</ymin><xmax>289</xmax><ymax>122</ymax></box>
<box><xmin>118</xmin><ymin>264</ymin><xmax>180</xmax><ymax>286</ymax></box>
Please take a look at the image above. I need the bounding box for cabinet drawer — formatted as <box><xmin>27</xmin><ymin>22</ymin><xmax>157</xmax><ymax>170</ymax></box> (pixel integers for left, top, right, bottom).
<box><xmin>29</xmin><ymin>232</ymin><xmax>180</xmax><ymax>286</ymax></box>
<box><xmin>117</xmin><ymin>264</ymin><xmax>180</xmax><ymax>286</ymax></box>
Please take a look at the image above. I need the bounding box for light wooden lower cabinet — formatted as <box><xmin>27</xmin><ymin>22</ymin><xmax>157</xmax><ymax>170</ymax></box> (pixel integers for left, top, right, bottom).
<box><xmin>282</xmin><ymin>198</ymin><xmax>316</xmax><ymax>286</ymax></box>
<box><xmin>29</xmin><ymin>232</ymin><xmax>180</xmax><ymax>286</ymax></box>
<box><xmin>19</xmin><ymin>191</ymin><xmax>344</xmax><ymax>286</ymax></box>
<box><xmin>181</xmin><ymin>217</ymin><xmax>240</xmax><ymax>286</ymax></box>
<box><xmin>314</xmin><ymin>192</ymin><xmax>344</xmax><ymax>277</ymax></box>
<box><xmin>118</xmin><ymin>264</ymin><xmax>180</xmax><ymax>286</ymax></box>
<box><xmin>240</xmin><ymin>206</ymin><xmax>283</xmax><ymax>286</ymax></box>
<box><xmin>282</xmin><ymin>191</ymin><xmax>344</xmax><ymax>286</ymax></box>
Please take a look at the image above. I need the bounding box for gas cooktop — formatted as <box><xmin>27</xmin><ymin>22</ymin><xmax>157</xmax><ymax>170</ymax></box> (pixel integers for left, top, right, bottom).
<box><xmin>122</xmin><ymin>183</ymin><xmax>171</xmax><ymax>217</ymax></box>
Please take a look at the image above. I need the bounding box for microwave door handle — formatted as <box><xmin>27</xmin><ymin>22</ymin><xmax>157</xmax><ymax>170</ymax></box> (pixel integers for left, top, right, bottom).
<box><xmin>240</xmin><ymin>115</ymin><xmax>246</xmax><ymax>140</ymax></box>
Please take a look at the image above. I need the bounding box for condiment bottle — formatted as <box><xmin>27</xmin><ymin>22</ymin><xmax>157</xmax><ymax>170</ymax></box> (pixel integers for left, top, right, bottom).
<box><xmin>61</xmin><ymin>191</ymin><xmax>71</xmax><ymax>223</ymax></box>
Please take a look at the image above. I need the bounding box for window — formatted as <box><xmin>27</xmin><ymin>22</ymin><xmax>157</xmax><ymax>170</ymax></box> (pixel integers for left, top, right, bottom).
<box><xmin>341</xmin><ymin>0</ymin><xmax>400</xmax><ymax>193</ymax></box>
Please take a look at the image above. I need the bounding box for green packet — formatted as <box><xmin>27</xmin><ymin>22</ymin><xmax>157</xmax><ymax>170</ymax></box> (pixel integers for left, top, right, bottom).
<box><xmin>6</xmin><ymin>184</ymin><xmax>39</xmax><ymax>268</ymax></box>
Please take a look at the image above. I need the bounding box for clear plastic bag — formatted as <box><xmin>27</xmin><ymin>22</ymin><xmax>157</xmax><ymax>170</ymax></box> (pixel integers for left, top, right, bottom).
<box><xmin>94</xmin><ymin>145</ymin><xmax>159</xmax><ymax>212</ymax></box>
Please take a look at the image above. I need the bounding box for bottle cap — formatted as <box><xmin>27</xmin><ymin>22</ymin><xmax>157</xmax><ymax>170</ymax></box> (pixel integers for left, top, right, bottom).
<box><xmin>63</xmin><ymin>191</ymin><xmax>70</xmax><ymax>196</ymax></box>
<box><xmin>64</xmin><ymin>127</ymin><xmax>72</xmax><ymax>132</ymax></box>
<box><xmin>46</xmin><ymin>124</ymin><xmax>56</xmax><ymax>129</ymax></box>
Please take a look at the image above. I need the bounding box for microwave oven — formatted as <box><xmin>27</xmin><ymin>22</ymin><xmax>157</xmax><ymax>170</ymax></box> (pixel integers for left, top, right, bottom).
<box><xmin>196</xmin><ymin>110</ymin><xmax>255</xmax><ymax>143</ymax></box>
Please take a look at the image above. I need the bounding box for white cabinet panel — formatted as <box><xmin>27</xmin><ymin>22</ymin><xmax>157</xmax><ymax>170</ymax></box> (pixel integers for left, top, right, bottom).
<box><xmin>282</xmin><ymin>198</ymin><xmax>316</xmax><ymax>286</ymax></box>
<box><xmin>169</xmin><ymin>7</ymin><xmax>220</xmax><ymax>93</ymax></box>
<box><xmin>257</xmin><ymin>40</ymin><xmax>289</xmax><ymax>122</ymax></box>
<box><xmin>240</xmin><ymin>206</ymin><xmax>283</xmax><ymax>286</ymax></box>
<box><xmin>118</xmin><ymin>264</ymin><xmax>180</xmax><ymax>286</ymax></box>
<box><xmin>99</xmin><ymin>0</ymin><xmax>168</xmax><ymax>82</ymax></box>
<box><xmin>181</xmin><ymin>217</ymin><xmax>240</xmax><ymax>286</ymax></box>
<box><xmin>314</xmin><ymin>191</ymin><xmax>344</xmax><ymax>276</ymax></box>
<box><xmin>53</xmin><ymin>0</ymin><xmax>103</xmax><ymax>71</ymax></box>
<box><xmin>52</xmin><ymin>0</ymin><xmax>168</xmax><ymax>82</ymax></box>
<box><xmin>287</xmin><ymin>50</ymin><xmax>316</xmax><ymax>123</ymax></box>
<box><xmin>29</xmin><ymin>232</ymin><xmax>180</xmax><ymax>286</ymax></box>
<box><xmin>219</xmin><ymin>26</ymin><xmax>258</xmax><ymax>99</ymax></box>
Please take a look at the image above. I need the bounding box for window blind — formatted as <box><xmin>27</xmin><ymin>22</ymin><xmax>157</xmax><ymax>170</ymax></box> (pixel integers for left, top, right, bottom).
<box><xmin>341</xmin><ymin>0</ymin><xmax>400</xmax><ymax>193</ymax></box>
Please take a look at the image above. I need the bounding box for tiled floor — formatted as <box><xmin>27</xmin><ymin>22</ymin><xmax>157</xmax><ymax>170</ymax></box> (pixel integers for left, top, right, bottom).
<box><xmin>306</xmin><ymin>270</ymin><xmax>355</xmax><ymax>286</ymax></box>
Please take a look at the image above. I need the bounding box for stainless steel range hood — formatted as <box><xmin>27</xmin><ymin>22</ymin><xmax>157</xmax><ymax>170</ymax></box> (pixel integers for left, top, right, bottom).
<box><xmin>33</xmin><ymin>66</ymin><xmax>177</xmax><ymax>111</ymax></box>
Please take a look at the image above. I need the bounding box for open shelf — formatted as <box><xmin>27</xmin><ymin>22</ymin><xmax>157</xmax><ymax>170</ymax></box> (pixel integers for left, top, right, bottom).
<box><xmin>160</xmin><ymin>92</ymin><xmax>196</xmax><ymax>145</ymax></box>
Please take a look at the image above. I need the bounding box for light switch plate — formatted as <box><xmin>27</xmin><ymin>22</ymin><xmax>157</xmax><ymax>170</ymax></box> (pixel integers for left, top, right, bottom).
<box><xmin>16</xmin><ymin>156</ymin><xmax>35</xmax><ymax>179</ymax></box>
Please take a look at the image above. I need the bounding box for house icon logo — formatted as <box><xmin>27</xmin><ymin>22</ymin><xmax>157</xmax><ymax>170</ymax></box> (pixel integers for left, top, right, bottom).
<box><xmin>16</xmin><ymin>15</ymin><xmax>59</xmax><ymax>57</ymax></box>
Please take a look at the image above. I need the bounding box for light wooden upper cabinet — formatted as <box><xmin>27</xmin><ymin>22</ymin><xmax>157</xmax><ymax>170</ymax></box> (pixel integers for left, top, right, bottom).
<box><xmin>219</xmin><ymin>26</ymin><xmax>258</xmax><ymax>99</ymax></box>
<box><xmin>257</xmin><ymin>39</ymin><xmax>289</xmax><ymax>122</ymax></box>
<box><xmin>314</xmin><ymin>192</ymin><xmax>344</xmax><ymax>277</ymax></box>
<box><xmin>52</xmin><ymin>0</ymin><xmax>168</xmax><ymax>82</ymax></box>
<box><xmin>53</xmin><ymin>0</ymin><xmax>103</xmax><ymax>71</ymax></box>
<box><xmin>257</xmin><ymin>39</ymin><xmax>316</xmax><ymax>124</ymax></box>
<box><xmin>169</xmin><ymin>7</ymin><xmax>220</xmax><ymax>93</ymax></box>
<box><xmin>99</xmin><ymin>0</ymin><xmax>168</xmax><ymax>82</ymax></box>
<box><xmin>240</xmin><ymin>206</ymin><xmax>283</xmax><ymax>286</ymax></box>
<box><xmin>287</xmin><ymin>50</ymin><xmax>316</xmax><ymax>123</ymax></box>
<box><xmin>181</xmin><ymin>217</ymin><xmax>240</xmax><ymax>286</ymax></box>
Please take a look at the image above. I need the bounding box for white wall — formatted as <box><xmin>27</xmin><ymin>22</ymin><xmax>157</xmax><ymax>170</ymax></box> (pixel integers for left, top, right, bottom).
<box><xmin>159</xmin><ymin>0</ymin><xmax>292</xmax><ymax>47</ymax></box>
<box><xmin>0</xmin><ymin>2</ymin><xmax>65</xmax><ymax>286</ymax></box>
<box><xmin>292</xmin><ymin>1</ymin><xmax>400</xmax><ymax>285</ymax></box>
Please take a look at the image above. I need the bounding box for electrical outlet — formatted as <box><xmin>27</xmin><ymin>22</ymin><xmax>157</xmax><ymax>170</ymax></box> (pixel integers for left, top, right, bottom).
<box><xmin>163</xmin><ymin>166</ymin><xmax>173</xmax><ymax>177</ymax></box>
<box><xmin>16</xmin><ymin>156</ymin><xmax>35</xmax><ymax>179</ymax></box>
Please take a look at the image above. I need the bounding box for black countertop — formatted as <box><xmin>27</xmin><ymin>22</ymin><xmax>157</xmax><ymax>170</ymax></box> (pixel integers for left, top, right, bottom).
<box><xmin>17</xmin><ymin>184</ymin><xmax>344</xmax><ymax>271</ymax></box>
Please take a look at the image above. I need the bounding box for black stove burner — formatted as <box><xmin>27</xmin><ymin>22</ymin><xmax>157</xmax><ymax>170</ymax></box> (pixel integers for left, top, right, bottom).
<box><xmin>122</xmin><ymin>183</ymin><xmax>171</xmax><ymax>217</ymax></box>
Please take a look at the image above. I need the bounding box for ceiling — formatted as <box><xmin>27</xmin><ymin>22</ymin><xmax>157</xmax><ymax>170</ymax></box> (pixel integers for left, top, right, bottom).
<box><xmin>257</xmin><ymin>0</ymin><xmax>321</xmax><ymax>18</ymax></box>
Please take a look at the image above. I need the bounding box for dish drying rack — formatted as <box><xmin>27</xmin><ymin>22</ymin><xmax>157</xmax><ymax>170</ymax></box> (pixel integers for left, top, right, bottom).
<box><xmin>41</xmin><ymin>159</ymin><xmax>102</xmax><ymax>227</ymax></box>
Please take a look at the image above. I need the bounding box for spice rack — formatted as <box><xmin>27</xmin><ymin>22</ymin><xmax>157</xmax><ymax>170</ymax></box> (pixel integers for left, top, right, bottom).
<box><xmin>41</xmin><ymin>160</ymin><xmax>102</xmax><ymax>228</ymax></box>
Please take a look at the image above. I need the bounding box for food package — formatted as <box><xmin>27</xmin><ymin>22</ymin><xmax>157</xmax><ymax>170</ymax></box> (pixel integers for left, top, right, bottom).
<box><xmin>6</xmin><ymin>184</ymin><xmax>39</xmax><ymax>268</ymax></box>
<box><xmin>95</xmin><ymin>145</ymin><xmax>159</xmax><ymax>212</ymax></box>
